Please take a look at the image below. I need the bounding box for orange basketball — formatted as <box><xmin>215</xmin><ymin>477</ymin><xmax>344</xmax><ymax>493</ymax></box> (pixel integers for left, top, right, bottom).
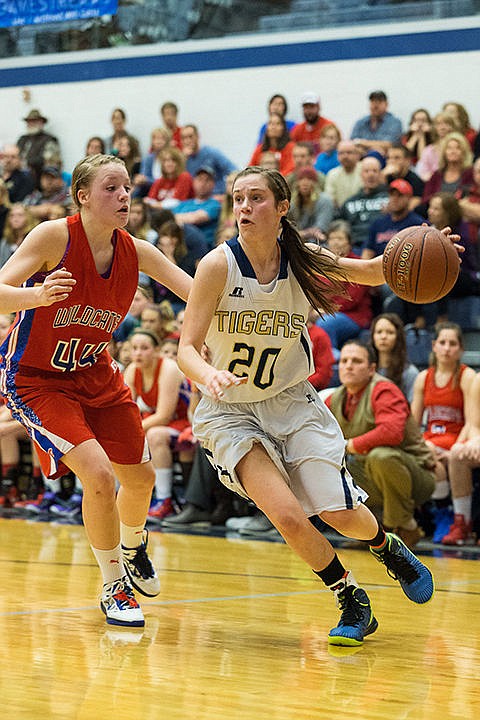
<box><xmin>382</xmin><ymin>226</ymin><xmax>460</xmax><ymax>303</ymax></box>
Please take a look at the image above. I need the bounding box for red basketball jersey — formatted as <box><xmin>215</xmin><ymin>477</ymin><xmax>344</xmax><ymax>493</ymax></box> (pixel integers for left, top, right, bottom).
<box><xmin>0</xmin><ymin>213</ymin><xmax>138</xmax><ymax>376</ymax></box>
<box><xmin>423</xmin><ymin>364</ymin><xmax>466</xmax><ymax>449</ymax></box>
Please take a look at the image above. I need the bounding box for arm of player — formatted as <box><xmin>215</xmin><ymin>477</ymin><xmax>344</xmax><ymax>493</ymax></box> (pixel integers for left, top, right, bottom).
<box><xmin>177</xmin><ymin>249</ymin><xmax>246</xmax><ymax>400</ymax></box>
<box><xmin>134</xmin><ymin>237</ymin><xmax>193</xmax><ymax>302</ymax></box>
<box><xmin>0</xmin><ymin>220</ymin><xmax>76</xmax><ymax>313</ymax></box>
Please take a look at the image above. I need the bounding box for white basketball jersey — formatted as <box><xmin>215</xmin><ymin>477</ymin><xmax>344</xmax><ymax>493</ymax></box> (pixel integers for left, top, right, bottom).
<box><xmin>201</xmin><ymin>238</ymin><xmax>313</xmax><ymax>403</ymax></box>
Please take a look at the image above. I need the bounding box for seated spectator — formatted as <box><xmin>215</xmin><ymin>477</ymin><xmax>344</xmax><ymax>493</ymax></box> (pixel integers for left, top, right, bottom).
<box><xmin>23</xmin><ymin>165</ymin><xmax>71</xmax><ymax>221</ymax></box>
<box><xmin>126</xmin><ymin>198</ymin><xmax>158</xmax><ymax>245</ymax></box>
<box><xmin>249</xmin><ymin>112</ymin><xmax>295</xmax><ymax>176</ymax></box>
<box><xmin>350</xmin><ymin>90</ymin><xmax>402</xmax><ymax>156</ymax></box>
<box><xmin>324</xmin><ymin>140</ymin><xmax>362</xmax><ymax>208</ymax></box>
<box><xmin>382</xmin><ymin>143</ymin><xmax>425</xmax><ymax>210</ymax></box>
<box><xmin>116</xmin><ymin>134</ymin><xmax>141</xmax><ymax>180</ymax></box>
<box><xmin>150</xmin><ymin>208</ymin><xmax>209</xmax><ymax>267</ymax></box>
<box><xmin>369</xmin><ymin>313</ymin><xmax>419</xmax><ymax>403</ymax></box>
<box><xmin>133</xmin><ymin>127</ymin><xmax>172</xmax><ymax>197</ymax></box>
<box><xmin>113</xmin><ymin>284</ymin><xmax>153</xmax><ymax>342</ymax></box>
<box><xmin>307</xmin><ymin>307</ymin><xmax>335</xmax><ymax>391</ymax></box>
<box><xmin>144</xmin><ymin>146</ymin><xmax>193</xmax><ymax>211</ymax></box>
<box><xmin>174</xmin><ymin>166</ymin><xmax>221</xmax><ymax>248</ymax></box>
<box><xmin>85</xmin><ymin>136</ymin><xmax>106</xmax><ymax>156</ymax></box>
<box><xmin>258</xmin><ymin>152</ymin><xmax>280</xmax><ymax>171</ymax></box>
<box><xmin>286</xmin><ymin>141</ymin><xmax>324</xmax><ymax>192</ymax></box>
<box><xmin>256</xmin><ymin>93</ymin><xmax>296</xmax><ymax>143</ymax></box>
<box><xmin>16</xmin><ymin>108</ymin><xmax>61</xmax><ymax>189</ymax></box>
<box><xmin>140</xmin><ymin>301</ymin><xmax>176</xmax><ymax>342</ymax></box>
<box><xmin>152</xmin><ymin>220</ymin><xmax>201</xmax><ymax>313</ymax></box>
<box><xmin>442</xmin><ymin>372</ymin><xmax>480</xmax><ymax>545</ymax></box>
<box><xmin>427</xmin><ymin>192</ymin><xmax>479</xmax><ymax>307</ymax></box>
<box><xmin>402</xmin><ymin>108</ymin><xmax>433</xmax><ymax>165</ymax></box>
<box><xmin>123</xmin><ymin>328</ymin><xmax>193</xmax><ymax>522</ymax></box>
<box><xmin>457</xmin><ymin>155</ymin><xmax>480</xmax><ymax>246</ymax></box>
<box><xmin>442</xmin><ymin>101</ymin><xmax>477</xmax><ymax>151</ymax></box>
<box><xmin>421</xmin><ymin>131</ymin><xmax>474</xmax><ymax>209</ymax></box>
<box><xmin>160</xmin><ymin>101</ymin><xmax>182</xmax><ymax>149</ymax></box>
<box><xmin>314</xmin><ymin>124</ymin><xmax>341</xmax><ymax>176</ymax></box>
<box><xmin>336</xmin><ymin>155</ymin><xmax>389</xmax><ymax>252</ymax></box>
<box><xmin>362</xmin><ymin>179</ymin><xmax>426</xmax><ymax>259</ymax></box>
<box><xmin>316</xmin><ymin>221</ymin><xmax>372</xmax><ymax>356</ymax></box>
<box><xmin>0</xmin><ymin>179</ymin><xmax>10</xmax><ymax>240</ymax></box>
<box><xmin>180</xmin><ymin>124</ymin><xmax>236</xmax><ymax>197</ymax></box>
<box><xmin>290</xmin><ymin>92</ymin><xmax>335</xmax><ymax>156</ymax></box>
<box><xmin>215</xmin><ymin>170</ymin><xmax>237</xmax><ymax>245</ymax></box>
<box><xmin>288</xmin><ymin>166</ymin><xmax>333</xmax><ymax>243</ymax></box>
<box><xmin>411</xmin><ymin>322</ymin><xmax>475</xmax><ymax>543</ymax></box>
<box><xmin>162</xmin><ymin>443</ymin><xmax>241</xmax><ymax>528</ymax></box>
<box><xmin>325</xmin><ymin>340</ymin><xmax>435</xmax><ymax>547</ymax></box>
<box><xmin>416</xmin><ymin>111</ymin><xmax>458</xmax><ymax>182</ymax></box>
<box><xmin>0</xmin><ymin>143</ymin><xmax>35</xmax><ymax>202</ymax></box>
<box><xmin>0</xmin><ymin>203</ymin><xmax>38</xmax><ymax>268</ymax></box>
<box><xmin>104</xmin><ymin>107</ymin><xmax>140</xmax><ymax>157</ymax></box>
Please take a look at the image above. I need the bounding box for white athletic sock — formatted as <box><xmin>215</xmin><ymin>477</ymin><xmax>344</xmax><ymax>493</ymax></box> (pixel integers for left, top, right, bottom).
<box><xmin>154</xmin><ymin>468</ymin><xmax>173</xmax><ymax>499</ymax></box>
<box><xmin>329</xmin><ymin>570</ymin><xmax>358</xmax><ymax>595</ymax></box>
<box><xmin>431</xmin><ymin>479</ymin><xmax>450</xmax><ymax>500</ymax></box>
<box><xmin>120</xmin><ymin>521</ymin><xmax>145</xmax><ymax>549</ymax></box>
<box><xmin>91</xmin><ymin>543</ymin><xmax>125</xmax><ymax>585</ymax></box>
<box><xmin>452</xmin><ymin>496</ymin><xmax>472</xmax><ymax>523</ymax></box>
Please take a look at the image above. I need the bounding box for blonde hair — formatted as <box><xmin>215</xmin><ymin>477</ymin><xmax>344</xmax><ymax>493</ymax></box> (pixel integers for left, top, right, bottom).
<box><xmin>438</xmin><ymin>131</ymin><xmax>473</xmax><ymax>170</ymax></box>
<box><xmin>3</xmin><ymin>203</ymin><xmax>38</xmax><ymax>245</ymax></box>
<box><xmin>160</xmin><ymin>146</ymin><xmax>185</xmax><ymax>174</ymax></box>
<box><xmin>71</xmin><ymin>153</ymin><xmax>126</xmax><ymax>210</ymax></box>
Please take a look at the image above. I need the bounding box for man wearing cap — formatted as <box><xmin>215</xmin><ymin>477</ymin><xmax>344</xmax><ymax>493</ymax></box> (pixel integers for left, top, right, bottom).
<box><xmin>174</xmin><ymin>166</ymin><xmax>221</xmax><ymax>248</ymax></box>
<box><xmin>362</xmin><ymin>179</ymin><xmax>426</xmax><ymax>260</ymax></box>
<box><xmin>23</xmin><ymin>165</ymin><xmax>71</xmax><ymax>221</ymax></box>
<box><xmin>290</xmin><ymin>93</ymin><xmax>335</xmax><ymax>156</ymax></box>
<box><xmin>350</xmin><ymin>91</ymin><xmax>402</xmax><ymax>157</ymax></box>
<box><xmin>16</xmin><ymin>109</ymin><xmax>61</xmax><ymax>189</ymax></box>
<box><xmin>180</xmin><ymin>124</ymin><xmax>235</xmax><ymax>198</ymax></box>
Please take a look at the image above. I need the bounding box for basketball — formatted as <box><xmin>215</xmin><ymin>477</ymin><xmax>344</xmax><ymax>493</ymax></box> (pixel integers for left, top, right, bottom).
<box><xmin>382</xmin><ymin>226</ymin><xmax>459</xmax><ymax>303</ymax></box>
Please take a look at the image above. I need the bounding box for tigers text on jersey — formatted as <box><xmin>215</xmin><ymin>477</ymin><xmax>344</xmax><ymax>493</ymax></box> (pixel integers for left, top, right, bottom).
<box><xmin>200</xmin><ymin>238</ymin><xmax>313</xmax><ymax>403</ymax></box>
<box><xmin>0</xmin><ymin>213</ymin><xmax>138</xmax><ymax>381</ymax></box>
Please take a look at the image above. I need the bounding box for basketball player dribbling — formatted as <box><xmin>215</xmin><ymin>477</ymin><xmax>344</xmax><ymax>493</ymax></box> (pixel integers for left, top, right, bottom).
<box><xmin>177</xmin><ymin>166</ymin><xmax>460</xmax><ymax>646</ymax></box>
<box><xmin>0</xmin><ymin>154</ymin><xmax>192</xmax><ymax>628</ymax></box>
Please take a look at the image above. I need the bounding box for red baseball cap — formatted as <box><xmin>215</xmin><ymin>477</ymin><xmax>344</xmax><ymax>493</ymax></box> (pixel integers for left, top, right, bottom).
<box><xmin>389</xmin><ymin>178</ymin><xmax>413</xmax><ymax>196</ymax></box>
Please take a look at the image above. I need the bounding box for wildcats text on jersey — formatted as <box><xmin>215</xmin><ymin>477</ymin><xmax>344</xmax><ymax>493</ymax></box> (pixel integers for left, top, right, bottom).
<box><xmin>215</xmin><ymin>309</ymin><xmax>305</xmax><ymax>337</ymax></box>
<box><xmin>53</xmin><ymin>304</ymin><xmax>123</xmax><ymax>334</ymax></box>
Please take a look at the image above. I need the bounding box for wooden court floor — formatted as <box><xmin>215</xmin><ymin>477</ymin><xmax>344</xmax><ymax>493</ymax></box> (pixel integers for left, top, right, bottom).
<box><xmin>0</xmin><ymin>517</ymin><xmax>479</xmax><ymax>720</ymax></box>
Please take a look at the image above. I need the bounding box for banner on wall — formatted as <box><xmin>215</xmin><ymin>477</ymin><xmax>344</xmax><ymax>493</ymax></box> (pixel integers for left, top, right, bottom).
<box><xmin>0</xmin><ymin>1</ymin><xmax>118</xmax><ymax>28</ymax></box>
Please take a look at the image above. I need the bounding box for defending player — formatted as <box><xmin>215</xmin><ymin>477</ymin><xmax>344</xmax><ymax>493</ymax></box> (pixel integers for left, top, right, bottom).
<box><xmin>0</xmin><ymin>154</ymin><xmax>192</xmax><ymax>627</ymax></box>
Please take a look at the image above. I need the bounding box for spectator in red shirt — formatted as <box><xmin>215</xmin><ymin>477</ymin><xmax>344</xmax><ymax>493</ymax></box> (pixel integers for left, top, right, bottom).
<box><xmin>307</xmin><ymin>307</ymin><xmax>335</xmax><ymax>390</ymax></box>
<box><xmin>325</xmin><ymin>340</ymin><xmax>435</xmax><ymax>547</ymax></box>
<box><xmin>144</xmin><ymin>147</ymin><xmax>194</xmax><ymax>211</ymax></box>
<box><xmin>249</xmin><ymin>113</ymin><xmax>295</xmax><ymax>177</ymax></box>
<box><xmin>290</xmin><ymin>92</ymin><xmax>335</xmax><ymax>156</ymax></box>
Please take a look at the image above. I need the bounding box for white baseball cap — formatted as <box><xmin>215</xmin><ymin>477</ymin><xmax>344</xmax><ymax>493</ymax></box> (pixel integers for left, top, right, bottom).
<box><xmin>301</xmin><ymin>92</ymin><xmax>320</xmax><ymax>105</ymax></box>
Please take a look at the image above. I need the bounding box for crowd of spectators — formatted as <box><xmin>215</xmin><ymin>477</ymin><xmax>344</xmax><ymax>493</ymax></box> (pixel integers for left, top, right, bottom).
<box><xmin>1</xmin><ymin>90</ymin><xmax>480</xmax><ymax>549</ymax></box>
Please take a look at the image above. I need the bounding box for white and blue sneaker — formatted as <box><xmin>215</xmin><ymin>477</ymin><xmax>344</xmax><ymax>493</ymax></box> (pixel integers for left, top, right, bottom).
<box><xmin>370</xmin><ymin>532</ymin><xmax>434</xmax><ymax>604</ymax></box>
<box><xmin>122</xmin><ymin>530</ymin><xmax>161</xmax><ymax>597</ymax></box>
<box><xmin>100</xmin><ymin>576</ymin><xmax>145</xmax><ymax>627</ymax></box>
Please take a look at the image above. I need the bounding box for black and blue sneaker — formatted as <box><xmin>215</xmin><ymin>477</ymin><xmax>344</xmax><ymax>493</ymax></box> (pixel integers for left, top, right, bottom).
<box><xmin>328</xmin><ymin>584</ymin><xmax>378</xmax><ymax>646</ymax></box>
<box><xmin>370</xmin><ymin>532</ymin><xmax>434</xmax><ymax>604</ymax></box>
